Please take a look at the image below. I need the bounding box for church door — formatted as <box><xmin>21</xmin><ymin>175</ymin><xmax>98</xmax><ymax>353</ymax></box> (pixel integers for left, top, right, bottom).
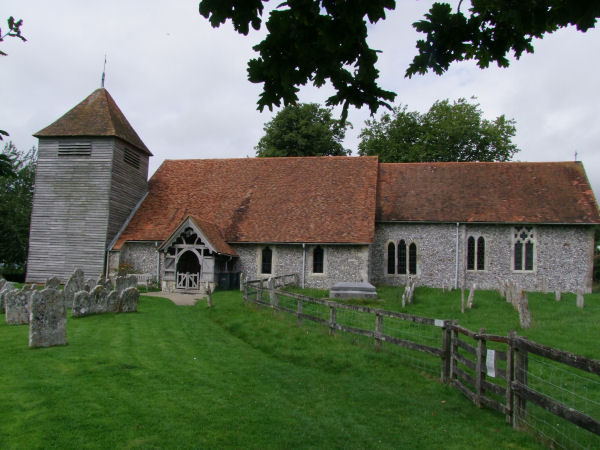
<box><xmin>176</xmin><ymin>250</ymin><xmax>201</xmax><ymax>290</ymax></box>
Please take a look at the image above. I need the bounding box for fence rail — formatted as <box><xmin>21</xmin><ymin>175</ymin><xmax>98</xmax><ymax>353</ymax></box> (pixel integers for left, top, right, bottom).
<box><xmin>241</xmin><ymin>275</ymin><xmax>600</xmax><ymax>448</ymax></box>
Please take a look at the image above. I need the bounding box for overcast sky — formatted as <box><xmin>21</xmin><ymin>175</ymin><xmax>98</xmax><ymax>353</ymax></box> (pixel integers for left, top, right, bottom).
<box><xmin>2</xmin><ymin>1</ymin><xmax>599</xmax><ymax>195</ymax></box>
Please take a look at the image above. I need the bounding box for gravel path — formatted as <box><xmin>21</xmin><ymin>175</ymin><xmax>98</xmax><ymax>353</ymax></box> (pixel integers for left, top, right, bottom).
<box><xmin>141</xmin><ymin>291</ymin><xmax>205</xmax><ymax>306</ymax></box>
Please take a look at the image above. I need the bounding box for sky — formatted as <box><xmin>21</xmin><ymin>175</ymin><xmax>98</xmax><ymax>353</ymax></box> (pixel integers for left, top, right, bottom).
<box><xmin>2</xmin><ymin>1</ymin><xmax>599</xmax><ymax>195</ymax></box>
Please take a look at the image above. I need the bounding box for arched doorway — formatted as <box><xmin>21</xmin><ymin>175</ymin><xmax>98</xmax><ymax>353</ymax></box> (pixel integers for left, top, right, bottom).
<box><xmin>176</xmin><ymin>250</ymin><xmax>201</xmax><ymax>290</ymax></box>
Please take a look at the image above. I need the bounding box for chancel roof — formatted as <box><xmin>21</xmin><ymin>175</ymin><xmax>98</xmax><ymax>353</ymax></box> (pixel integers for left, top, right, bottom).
<box><xmin>377</xmin><ymin>161</ymin><xmax>600</xmax><ymax>224</ymax></box>
<box><xmin>34</xmin><ymin>88</ymin><xmax>152</xmax><ymax>155</ymax></box>
<box><xmin>113</xmin><ymin>156</ymin><xmax>379</xmax><ymax>250</ymax></box>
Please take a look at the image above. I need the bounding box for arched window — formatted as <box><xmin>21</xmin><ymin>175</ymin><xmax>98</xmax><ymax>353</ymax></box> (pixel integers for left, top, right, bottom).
<box><xmin>397</xmin><ymin>240</ymin><xmax>407</xmax><ymax>274</ymax></box>
<box><xmin>313</xmin><ymin>246</ymin><xmax>324</xmax><ymax>273</ymax></box>
<box><xmin>261</xmin><ymin>246</ymin><xmax>272</xmax><ymax>274</ymax></box>
<box><xmin>408</xmin><ymin>243</ymin><xmax>417</xmax><ymax>275</ymax></box>
<box><xmin>467</xmin><ymin>236</ymin><xmax>475</xmax><ymax>271</ymax></box>
<box><xmin>477</xmin><ymin>236</ymin><xmax>485</xmax><ymax>271</ymax></box>
<box><xmin>387</xmin><ymin>242</ymin><xmax>396</xmax><ymax>274</ymax></box>
<box><xmin>467</xmin><ymin>236</ymin><xmax>486</xmax><ymax>271</ymax></box>
<box><xmin>514</xmin><ymin>226</ymin><xmax>535</xmax><ymax>271</ymax></box>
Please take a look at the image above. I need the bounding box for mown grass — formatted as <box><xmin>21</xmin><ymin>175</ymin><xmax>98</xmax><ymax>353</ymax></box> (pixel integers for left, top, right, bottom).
<box><xmin>0</xmin><ymin>291</ymin><xmax>541</xmax><ymax>449</ymax></box>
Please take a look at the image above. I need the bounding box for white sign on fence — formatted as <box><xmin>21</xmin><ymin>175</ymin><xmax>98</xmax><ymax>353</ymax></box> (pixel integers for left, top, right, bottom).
<box><xmin>486</xmin><ymin>349</ymin><xmax>496</xmax><ymax>378</ymax></box>
<box><xmin>434</xmin><ymin>319</ymin><xmax>444</xmax><ymax>327</ymax></box>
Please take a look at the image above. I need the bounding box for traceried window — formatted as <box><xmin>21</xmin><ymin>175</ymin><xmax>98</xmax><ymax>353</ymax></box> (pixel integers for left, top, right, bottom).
<box><xmin>514</xmin><ymin>226</ymin><xmax>535</xmax><ymax>271</ymax></box>
<box><xmin>408</xmin><ymin>243</ymin><xmax>417</xmax><ymax>275</ymax></box>
<box><xmin>313</xmin><ymin>246</ymin><xmax>324</xmax><ymax>274</ymax></box>
<box><xmin>387</xmin><ymin>242</ymin><xmax>395</xmax><ymax>275</ymax></box>
<box><xmin>261</xmin><ymin>246</ymin><xmax>272</xmax><ymax>274</ymax></box>
<box><xmin>398</xmin><ymin>240</ymin><xmax>407</xmax><ymax>274</ymax></box>
<box><xmin>467</xmin><ymin>236</ymin><xmax>486</xmax><ymax>271</ymax></box>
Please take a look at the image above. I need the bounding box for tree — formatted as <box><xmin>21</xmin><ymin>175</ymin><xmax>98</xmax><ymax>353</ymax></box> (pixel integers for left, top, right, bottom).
<box><xmin>255</xmin><ymin>103</ymin><xmax>351</xmax><ymax>157</ymax></box>
<box><xmin>0</xmin><ymin>142</ymin><xmax>36</xmax><ymax>274</ymax></box>
<box><xmin>1</xmin><ymin>16</ymin><xmax>26</xmax><ymax>143</ymax></box>
<box><xmin>358</xmin><ymin>98</ymin><xmax>519</xmax><ymax>162</ymax></box>
<box><xmin>199</xmin><ymin>1</ymin><xmax>599</xmax><ymax>121</ymax></box>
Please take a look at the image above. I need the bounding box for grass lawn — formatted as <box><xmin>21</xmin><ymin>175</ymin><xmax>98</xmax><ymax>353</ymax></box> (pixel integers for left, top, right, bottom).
<box><xmin>0</xmin><ymin>290</ymin><xmax>542</xmax><ymax>449</ymax></box>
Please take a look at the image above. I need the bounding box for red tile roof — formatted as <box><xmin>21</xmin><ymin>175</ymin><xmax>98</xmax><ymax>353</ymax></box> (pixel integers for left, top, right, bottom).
<box><xmin>377</xmin><ymin>162</ymin><xmax>600</xmax><ymax>224</ymax></box>
<box><xmin>113</xmin><ymin>156</ymin><xmax>379</xmax><ymax>249</ymax></box>
<box><xmin>34</xmin><ymin>88</ymin><xmax>151</xmax><ymax>155</ymax></box>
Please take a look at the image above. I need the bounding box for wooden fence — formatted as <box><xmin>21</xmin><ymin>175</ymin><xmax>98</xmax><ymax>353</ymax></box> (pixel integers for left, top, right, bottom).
<box><xmin>242</xmin><ymin>276</ymin><xmax>600</xmax><ymax>445</ymax></box>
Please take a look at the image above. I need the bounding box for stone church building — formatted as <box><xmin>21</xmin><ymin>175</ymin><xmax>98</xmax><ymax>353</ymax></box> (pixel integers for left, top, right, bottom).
<box><xmin>26</xmin><ymin>88</ymin><xmax>600</xmax><ymax>294</ymax></box>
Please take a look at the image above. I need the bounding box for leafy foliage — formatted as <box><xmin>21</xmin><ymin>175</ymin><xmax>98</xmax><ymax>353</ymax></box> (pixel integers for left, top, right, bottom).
<box><xmin>0</xmin><ymin>16</ymin><xmax>26</xmax><ymax>142</ymax></box>
<box><xmin>199</xmin><ymin>1</ymin><xmax>599</xmax><ymax>120</ymax></box>
<box><xmin>407</xmin><ymin>1</ymin><xmax>600</xmax><ymax>77</ymax></box>
<box><xmin>0</xmin><ymin>142</ymin><xmax>36</xmax><ymax>270</ymax></box>
<box><xmin>255</xmin><ymin>103</ymin><xmax>351</xmax><ymax>157</ymax></box>
<box><xmin>358</xmin><ymin>98</ymin><xmax>519</xmax><ymax>162</ymax></box>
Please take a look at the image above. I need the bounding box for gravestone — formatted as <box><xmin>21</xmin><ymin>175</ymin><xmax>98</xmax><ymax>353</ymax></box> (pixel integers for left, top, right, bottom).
<box><xmin>64</xmin><ymin>269</ymin><xmax>85</xmax><ymax>308</ymax></box>
<box><xmin>107</xmin><ymin>290</ymin><xmax>120</xmax><ymax>313</ymax></box>
<box><xmin>96</xmin><ymin>276</ymin><xmax>113</xmax><ymax>292</ymax></box>
<box><xmin>330</xmin><ymin>282</ymin><xmax>377</xmax><ymax>300</ymax></box>
<box><xmin>467</xmin><ymin>284</ymin><xmax>477</xmax><ymax>309</ymax></box>
<box><xmin>72</xmin><ymin>290</ymin><xmax>93</xmax><ymax>317</ymax></box>
<box><xmin>90</xmin><ymin>285</ymin><xmax>108</xmax><ymax>314</ymax></box>
<box><xmin>29</xmin><ymin>288</ymin><xmax>67</xmax><ymax>348</ymax></box>
<box><xmin>115</xmin><ymin>275</ymin><xmax>137</xmax><ymax>295</ymax></box>
<box><xmin>45</xmin><ymin>276</ymin><xmax>61</xmax><ymax>290</ymax></box>
<box><xmin>0</xmin><ymin>281</ymin><xmax>15</xmax><ymax>313</ymax></box>
<box><xmin>119</xmin><ymin>287</ymin><xmax>139</xmax><ymax>312</ymax></box>
<box><xmin>84</xmin><ymin>279</ymin><xmax>96</xmax><ymax>292</ymax></box>
<box><xmin>576</xmin><ymin>290</ymin><xmax>585</xmax><ymax>309</ymax></box>
<box><xmin>5</xmin><ymin>289</ymin><xmax>32</xmax><ymax>324</ymax></box>
<box><xmin>0</xmin><ymin>278</ymin><xmax>6</xmax><ymax>292</ymax></box>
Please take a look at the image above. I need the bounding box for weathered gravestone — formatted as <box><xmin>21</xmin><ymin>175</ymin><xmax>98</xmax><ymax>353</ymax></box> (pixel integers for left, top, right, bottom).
<box><xmin>115</xmin><ymin>275</ymin><xmax>137</xmax><ymax>295</ymax></box>
<box><xmin>90</xmin><ymin>285</ymin><xmax>108</xmax><ymax>314</ymax></box>
<box><xmin>84</xmin><ymin>279</ymin><xmax>96</xmax><ymax>292</ymax></box>
<box><xmin>96</xmin><ymin>276</ymin><xmax>113</xmax><ymax>292</ymax></box>
<box><xmin>0</xmin><ymin>278</ymin><xmax>6</xmax><ymax>292</ymax></box>
<box><xmin>72</xmin><ymin>290</ymin><xmax>93</xmax><ymax>317</ymax></box>
<box><xmin>29</xmin><ymin>288</ymin><xmax>67</xmax><ymax>348</ymax></box>
<box><xmin>5</xmin><ymin>289</ymin><xmax>32</xmax><ymax>324</ymax></box>
<box><xmin>0</xmin><ymin>281</ymin><xmax>15</xmax><ymax>314</ymax></box>
<box><xmin>119</xmin><ymin>287</ymin><xmax>139</xmax><ymax>313</ymax></box>
<box><xmin>106</xmin><ymin>290</ymin><xmax>120</xmax><ymax>313</ymax></box>
<box><xmin>45</xmin><ymin>276</ymin><xmax>61</xmax><ymax>290</ymax></box>
<box><xmin>64</xmin><ymin>269</ymin><xmax>85</xmax><ymax>309</ymax></box>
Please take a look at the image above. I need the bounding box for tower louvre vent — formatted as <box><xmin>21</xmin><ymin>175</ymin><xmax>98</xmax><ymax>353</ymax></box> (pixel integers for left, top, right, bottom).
<box><xmin>124</xmin><ymin>148</ymin><xmax>140</xmax><ymax>169</ymax></box>
<box><xmin>58</xmin><ymin>142</ymin><xmax>92</xmax><ymax>157</ymax></box>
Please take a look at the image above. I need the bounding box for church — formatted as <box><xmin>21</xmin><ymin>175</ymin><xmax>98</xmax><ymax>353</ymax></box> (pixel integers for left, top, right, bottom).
<box><xmin>26</xmin><ymin>88</ymin><xmax>600</xmax><ymax>294</ymax></box>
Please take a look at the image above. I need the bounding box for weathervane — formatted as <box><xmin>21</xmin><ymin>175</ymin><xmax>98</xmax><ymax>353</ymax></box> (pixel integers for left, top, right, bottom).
<box><xmin>101</xmin><ymin>54</ymin><xmax>107</xmax><ymax>88</ymax></box>
<box><xmin>574</xmin><ymin>151</ymin><xmax>578</xmax><ymax>161</ymax></box>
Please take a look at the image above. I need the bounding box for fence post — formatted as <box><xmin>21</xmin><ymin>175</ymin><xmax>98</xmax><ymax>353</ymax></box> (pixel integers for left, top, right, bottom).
<box><xmin>329</xmin><ymin>306</ymin><xmax>336</xmax><ymax>336</ymax></box>
<box><xmin>441</xmin><ymin>320</ymin><xmax>452</xmax><ymax>383</ymax></box>
<box><xmin>475</xmin><ymin>327</ymin><xmax>486</xmax><ymax>408</ymax></box>
<box><xmin>268</xmin><ymin>278</ymin><xmax>278</xmax><ymax>310</ymax></box>
<box><xmin>506</xmin><ymin>330</ymin><xmax>516</xmax><ymax>425</ymax></box>
<box><xmin>256</xmin><ymin>279</ymin><xmax>262</xmax><ymax>309</ymax></box>
<box><xmin>297</xmin><ymin>299</ymin><xmax>303</xmax><ymax>327</ymax></box>
<box><xmin>242</xmin><ymin>276</ymin><xmax>248</xmax><ymax>304</ymax></box>
<box><xmin>513</xmin><ymin>335</ymin><xmax>528</xmax><ymax>430</ymax></box>
<box><xmin>449</xmin><ymin>320</ymin><xmax>459</xmax><ymax>382</ymax></box>
<box><xmin>375</xmin><ymin>314</ymin><xmax>383</xmax><ymax>348</ymax></box>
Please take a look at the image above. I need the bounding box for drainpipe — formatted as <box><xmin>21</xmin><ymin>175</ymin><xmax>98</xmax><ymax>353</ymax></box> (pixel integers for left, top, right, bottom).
<box><xmin>155</xmin><ymin>242</ymin><xmax>160</xmax><ymax>285</ymax></box>
<box><xmin>455</xmin><ymin>222</ymin><xmax>460</xmax><ymax>289</ymax></box>
<box><xmin>105</xmin><ymin>251</ymin><xmax>110</xmax><ymax>279</ymax></box>
<box><xmin>302</xmin><ymin>243</ymin><xmax>306</xmax><ymax>289</ymax></box>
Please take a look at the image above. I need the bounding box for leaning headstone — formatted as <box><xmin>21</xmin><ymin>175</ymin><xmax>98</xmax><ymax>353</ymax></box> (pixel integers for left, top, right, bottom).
<box><xmin>0</xmin><ymin>281</ymin><xmax>15</xmax><ymax>313</ymax></box>
<box><xmin>118</xmin><ymin>287</ymin><xmax>139</xmax><ymax>313</ymax></box>
<box><xmin>518</xmin><ymin>291</ymin><xmax>532</xmax><ymax>329</ymax></box>
<box><xmin>84</xmin><ymin>279</ymin><xmax>96</xmax><ymax>292</ymax></box>
<box><xmin>206</xmin><ymin>283</ymin><xmax>214</xmax><ymax>308</ymax></box>
<box><xmin>90</xmin><ymin>285</ymin><xmax>108</xmax><ymax>314</ymax></box>
<box><xmin>461</xmin><ymin>288</ymin><xmax>465</xmax><ymax>314</ymax></box>
<box><xmin>576</xmin><ymin>290</ymin><xmax>585</xmax><ymax>309</ymax></box>
<box><xmin>29</xmin><ymin>288</ymin><xmax>67</xmax><ymax>348</ymax></box>
<box><xmin>467</xmin><ymin>284</ymin><xmax>477</xmax><ymax>309</ymax></box>
<box><xmin>555</xmin><ymin>290</ymin><xmax>562</xmax><ymax>302</ymax></box>
<box><xmin>107</xmin><ymin>290</ymin><xmax>120</xmax><ymax>313</ymax></box>
<box><xmin>64</xmin><ymin>269</ymin><xmax>85</xmax><ymax>309</ymax></box>
<box><xmin>72</xmin><ymin>290</ymin><xmax>93</xmax><ymax>317</ymax></box>
<box><xmin>115</xmin><ymin>275</ymin><xmax>137</xmax><ymax>295</ymax></box>
<box><xmin>45</xmin><ymin>276</ymin><xmax>61</xmax><ymax>290</ymax></box>
<box><xmin>5</xmin><ymin>289</ymin><xmax>31</xmax><ymax>324</ymax></box>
